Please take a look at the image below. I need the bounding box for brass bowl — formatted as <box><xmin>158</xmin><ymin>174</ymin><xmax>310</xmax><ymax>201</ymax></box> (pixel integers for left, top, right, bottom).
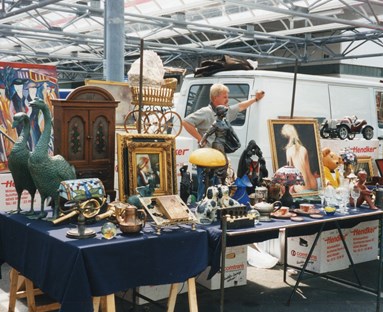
<box><xmin>118</xmin><ymin>223</ymin><xmax>143</xmax><ymax>234</ymax></box>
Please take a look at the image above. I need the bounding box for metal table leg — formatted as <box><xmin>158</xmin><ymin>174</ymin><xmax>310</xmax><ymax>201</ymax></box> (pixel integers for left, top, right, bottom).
<box><xmin>287</xmin><ymin>222</ymin><xmax>325</xmax><ymax>305</ymax></box>
<box><xmin>220</xmin><ymin>215</ymin><xmax>228</xmax><ymax>312</ymax></box>
<box><xmin>377</xmin><ymin>215</ymin><xmax>383</xmax><ymax>312</ymax></box>
<box><xmin>335</xmin><ymin>221</ymin><xmax>362</xmax><ymax>286</ymax></box>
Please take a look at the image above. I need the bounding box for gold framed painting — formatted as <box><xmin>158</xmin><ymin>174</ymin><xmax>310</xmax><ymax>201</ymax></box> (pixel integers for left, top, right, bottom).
<box><xmin>268</xmin><ymin>119</ymin><xmax>324</xmax><ymax>197</ymax></box>
<box><xmin>354</xmin><ymin>156</ymin><xmax>373</xmax><ymax>181</ymax></box>
<box><xmin>117</xmin><ymin>133</ymin><xmax>177</xmax><ymax>201</ymax></box>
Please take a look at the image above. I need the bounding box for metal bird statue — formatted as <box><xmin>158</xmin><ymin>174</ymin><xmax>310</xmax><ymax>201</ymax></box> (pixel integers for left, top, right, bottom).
<box><xmin>8</xmin><ymin>112</ymin><xmax>37</xmax><ymax>214</ymax></box>
<box><xmin>28</xmin><ymin>98</ymin><xmax>76</xmax><ymax>220</ymax></box>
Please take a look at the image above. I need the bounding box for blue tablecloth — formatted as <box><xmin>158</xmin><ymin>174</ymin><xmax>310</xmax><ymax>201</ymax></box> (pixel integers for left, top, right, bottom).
<box><xmin>204</xmin><ymin>206</ymin><xmax>383</xmax><ymax>278</ymax></box>
<box><xmin>0</xmin><ymin>212</ymin><xmax>209</xmax><ymax>312</ymax></box>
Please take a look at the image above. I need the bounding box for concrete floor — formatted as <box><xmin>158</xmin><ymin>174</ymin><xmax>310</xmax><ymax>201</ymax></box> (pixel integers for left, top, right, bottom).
<box><xmin>0</xmin><ymin>255</ymin><xmax>381</xmax><ymax>312</ymax></box>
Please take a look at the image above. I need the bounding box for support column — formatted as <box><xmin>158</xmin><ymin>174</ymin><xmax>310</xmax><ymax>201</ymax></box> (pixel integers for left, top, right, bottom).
<box><xmin>104</xmin><ymin>0</ymin><xmax>125</xmax><ymax>82</ymax></box>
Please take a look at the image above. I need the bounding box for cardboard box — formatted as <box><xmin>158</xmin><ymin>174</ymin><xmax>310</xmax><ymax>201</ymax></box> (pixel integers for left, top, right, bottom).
<box><xmin>287</xmin><ymin>229</ymin><xmax>350</xmax><ymax>273</ymax></box>
<box><xmin>348</xmin><ymin>220</ymin><xmax>379</xmax><ymax>264</ymax></box>
<box><xmin>197</xmin><ymin>245</ymin><xmax>247</xmax><ymax>290</ymax></box>
<box><xmin>116</xmin><ymin>283</ymin><xmax>188</xmax><ymax>305</ymax></box>
<box><xmin>0</xmin><ymin>172</ymin><xmax>41</xmax><ymax>212</ymax></box>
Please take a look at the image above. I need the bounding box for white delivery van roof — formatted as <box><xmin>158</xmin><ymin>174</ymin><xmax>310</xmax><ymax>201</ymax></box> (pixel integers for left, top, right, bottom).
<box><xmin>184</xmin><ymin>70</ymin><xmax>383</xmax><ymax>88</ymax></box>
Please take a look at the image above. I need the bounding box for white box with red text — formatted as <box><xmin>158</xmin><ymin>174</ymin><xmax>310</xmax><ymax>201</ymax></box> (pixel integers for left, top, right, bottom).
<box><xmin>0</xmin><ymin>172</ymin><xmax>41</xmax><ymax>212</ymax></box>
<box><xmin>196</xmin><ymin>245</ymin><xmax>247</xmax><ymax>290</ymax></box>
<box><xmin>347</xmin><ymin>220</ymin><xmax>379</xmax><ymax>264</ymax></box>
<box><xmin>287</xmin><ymin>229</ymin><xmax>350</xmax><ymax>274</ymax></box>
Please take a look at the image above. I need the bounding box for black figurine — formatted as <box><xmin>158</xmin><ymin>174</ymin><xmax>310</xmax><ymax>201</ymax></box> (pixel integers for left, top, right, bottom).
<box><xmin>179</xmin><ymin>164</ymin><xmax>192</xmax><ymax>203</ymax></box>
<box><xmin>199</xmin><ymin>105</ymin><xmax>240</xmax><ymax>184</ymax></box>
<box><xmin>237</xmin><ymin>140</ymin><xmax>268</xmax><ymax>189</ymax></box>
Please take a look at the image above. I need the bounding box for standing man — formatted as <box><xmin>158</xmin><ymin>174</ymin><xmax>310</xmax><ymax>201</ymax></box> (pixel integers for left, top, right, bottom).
<box><xmin>182</xmin><ymin>83</ymin><xmax>265</xmax><ymax>201</ymax></box>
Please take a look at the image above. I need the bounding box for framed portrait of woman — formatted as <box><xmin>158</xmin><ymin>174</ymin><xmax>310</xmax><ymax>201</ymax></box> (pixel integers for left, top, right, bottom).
<box><xmin>268</xmin><ymin>119</ymin><xmax>324</xmax><ymax>197</ymax></box>
<box><xmin>117</xmin><ymin>133</ymin><xmax>177</xmax><ymax>200</ymax></box>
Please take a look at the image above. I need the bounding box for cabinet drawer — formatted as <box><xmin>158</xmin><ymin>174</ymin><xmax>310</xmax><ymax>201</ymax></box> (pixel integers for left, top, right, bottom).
<box><xmin>76</xmin><ymin>168</ymin><xmax>113</xmax><ymax>181</ymax></box>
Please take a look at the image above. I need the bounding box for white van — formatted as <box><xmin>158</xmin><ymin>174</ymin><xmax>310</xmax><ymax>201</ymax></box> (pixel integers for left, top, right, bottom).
<box><xmin>175</xmin><ymin>69</ymin><xmax>383</xmax><ymax>175</ymax></box>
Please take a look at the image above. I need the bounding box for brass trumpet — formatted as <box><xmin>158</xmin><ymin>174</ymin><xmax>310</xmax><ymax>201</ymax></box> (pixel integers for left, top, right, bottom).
<box><xmin>53</xmin><ymin>197</ymin><xmax>105</xmax><ymax>225</ymax></box>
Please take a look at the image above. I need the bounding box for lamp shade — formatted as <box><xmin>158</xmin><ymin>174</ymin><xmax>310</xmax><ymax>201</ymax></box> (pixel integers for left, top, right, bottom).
<box><xmin>272</xmin><ymin>165</ymin><xmax>304</xmax><ymax>186</ymax></box>
<box><xmin>189</xmin><ymin>148</ymin><xmax>227</xmax><ymax>168</ymax></box>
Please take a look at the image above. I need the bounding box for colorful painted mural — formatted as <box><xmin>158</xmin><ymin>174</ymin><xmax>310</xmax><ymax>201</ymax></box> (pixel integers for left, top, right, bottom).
<box><xmin>0</xmin><ymin>62</ymin><xmax>58</xmax><ymax>172</ymax></box>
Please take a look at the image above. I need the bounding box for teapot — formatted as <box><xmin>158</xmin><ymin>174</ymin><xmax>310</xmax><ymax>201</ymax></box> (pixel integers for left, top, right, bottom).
<box><xmin>253</xmin><ymin>201</ymin><xmax>282</xmax><ymax>221</ymax></box>
<box><xmin>116</xmin><ymin>204</ymin><xmax>147</xmax><ymax>234</ymax></box>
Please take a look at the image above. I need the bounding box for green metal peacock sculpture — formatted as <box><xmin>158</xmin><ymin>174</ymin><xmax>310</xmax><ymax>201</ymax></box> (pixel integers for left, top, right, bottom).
<box><xmin>8</xmin><ymin>112</ymin><xmax>37</xmax><ymax>214</ymax></box>
<box><xmin>28</xmin><ymin>98</ymin><xmax>76</xmax><ymax>220</ymax></box>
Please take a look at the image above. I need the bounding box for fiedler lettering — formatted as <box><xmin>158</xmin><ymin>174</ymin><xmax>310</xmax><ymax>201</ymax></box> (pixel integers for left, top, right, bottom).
<box><xmin>350</xmin><ymin>146</ymin><xmax>377</xmax><ymax>154</ymax></box>
<box><xmin>351</xmin><ymin>227</ymin><xmax>376</xmax><ymax>235</ymax></box>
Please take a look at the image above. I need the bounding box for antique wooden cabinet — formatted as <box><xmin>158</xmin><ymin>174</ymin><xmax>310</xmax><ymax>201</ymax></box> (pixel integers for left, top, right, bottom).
<box><xmin>52</xmin><ymin>86</ymin><xmax>119</xmax><ymax>200</ymax></box>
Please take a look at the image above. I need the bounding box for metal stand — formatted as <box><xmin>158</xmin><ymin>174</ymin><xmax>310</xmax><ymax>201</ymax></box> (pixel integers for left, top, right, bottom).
<box><xmin>66</xmin><ymin>212</ymin><xmax>96</xmax><ymax>239</ymax></box>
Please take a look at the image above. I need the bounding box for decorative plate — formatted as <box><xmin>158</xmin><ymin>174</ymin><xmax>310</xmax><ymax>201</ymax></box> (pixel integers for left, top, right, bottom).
<box><xmin>293</xmin><ymin>208</ymin><xmax>320</xmax><ymax>216</ymax></box>
<box><xmin>309</xmin><ymin>213</ymin><xmax>324</xmax><ymax>219</ymax></box>
<box><xmin>290</xmin><ymin>216</ymin><xmax>304</xmax><ymax>222</ymax></box>
<box><xmin>271</xmin><ymin>211</ymin><xmax>297</xmax><ymax>219</ymax></box>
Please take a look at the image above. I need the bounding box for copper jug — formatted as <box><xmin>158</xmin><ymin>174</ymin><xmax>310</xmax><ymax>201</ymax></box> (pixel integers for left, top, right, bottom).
<box><xmin>116</xmin><ymin>204</ymin><xmax>147</xmax><ymax>234</ymax></box>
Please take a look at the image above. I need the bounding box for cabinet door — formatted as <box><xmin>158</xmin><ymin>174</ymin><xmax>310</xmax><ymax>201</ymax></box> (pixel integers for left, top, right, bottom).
<box><xmin>90</xmin><ymin>109</ymin><xmax>115</xmax><ymax>164</ymax></box>
<box><xmin>64</xmin><ymin>110</ymin><xmax>90</xmax><ymax>165</ymax></box>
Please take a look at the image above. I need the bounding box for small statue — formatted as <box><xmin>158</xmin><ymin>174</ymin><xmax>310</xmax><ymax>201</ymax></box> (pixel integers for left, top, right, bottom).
<box><xmin>225</xmin><ymin>158</ymin><xmax>237</xmax><ymax>186</ymax></box>
<box><xmin>351</xmin><ymin>169</ymin><xmax>378</xmax><ymax>209</ymax></box>
<box><xmin>237</xmin><ymin>140</ymin><xmax>268</xmax><ymax>189</ymax></box>
<box><xmin>179</xmin><ymin>164</ymin><xmax>192</xmax><ymax>203</ymax></box>
<box><xmin>8</xmin><ymin>112</ymin><xmax>37</xmax><ymax>215</ymax></box>
<box><xmin>217</xmin><ymin>184</ymin><xmax>239</xmax><ymax>208</ymax></box>
<box><xmin>27</xmin><ymin>98</ymin><xmax>76</xmax><ymax>220</ymax></box>
<box><xmin>199</xmin><ymin>105</ymin><xmax>240</xmax><ymax>184</ymax></box>
<box><xmin>195</xmin><ymin>185</ymin><xmax>219</xmax><ymax>224</ymax></box>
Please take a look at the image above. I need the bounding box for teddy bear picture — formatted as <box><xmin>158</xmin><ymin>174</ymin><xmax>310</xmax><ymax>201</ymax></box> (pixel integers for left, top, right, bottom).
<box><xmin>322</xmin><ymin>147</ymin><xmax>343</xmax><ymax>188</ymax></box>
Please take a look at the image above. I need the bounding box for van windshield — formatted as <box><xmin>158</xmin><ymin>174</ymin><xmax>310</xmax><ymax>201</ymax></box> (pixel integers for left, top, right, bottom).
<box><xmin>184</xmin><ymin>83</ymin><xmax>250</xmax><ymax>126</ymax></box>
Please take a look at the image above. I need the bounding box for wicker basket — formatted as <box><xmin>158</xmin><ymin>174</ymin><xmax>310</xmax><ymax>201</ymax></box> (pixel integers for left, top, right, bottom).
<box><xmin>130</xmin><ymin>78</ymin><xmax>177</xmax><ymax>107</ymax></box>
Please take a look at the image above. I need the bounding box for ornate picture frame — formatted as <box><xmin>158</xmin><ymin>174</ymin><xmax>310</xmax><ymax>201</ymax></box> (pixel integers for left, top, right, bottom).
<box><xmin>117</xmin><ymin>133</ymin><xmax>177</xmax><ymax>201</ymax></box>
<box><xmin>268</xmin><ymin>118</ymin><xmax>324</xmax><ymax>197</ymax></box>
<box><xmin>355</xmin><ymin>156</ymin><xmax>373</xmax><ymax>181</ymax></box>
<box><xmin>376</xmin><ymin>159</ymin><xmax>383</xmax><ymax>177</ymax></box>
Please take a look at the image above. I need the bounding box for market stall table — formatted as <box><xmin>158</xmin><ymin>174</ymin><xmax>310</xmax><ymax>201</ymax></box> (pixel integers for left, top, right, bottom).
<box><xmin>204</xmin><ymin>207</ymin><xmax>383</xmax><ymax>312</ymax></box>
<box><xmin>0</xmin><ymin>211</ymin><xmax>209</xmax><ymax>312</ymax></box>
